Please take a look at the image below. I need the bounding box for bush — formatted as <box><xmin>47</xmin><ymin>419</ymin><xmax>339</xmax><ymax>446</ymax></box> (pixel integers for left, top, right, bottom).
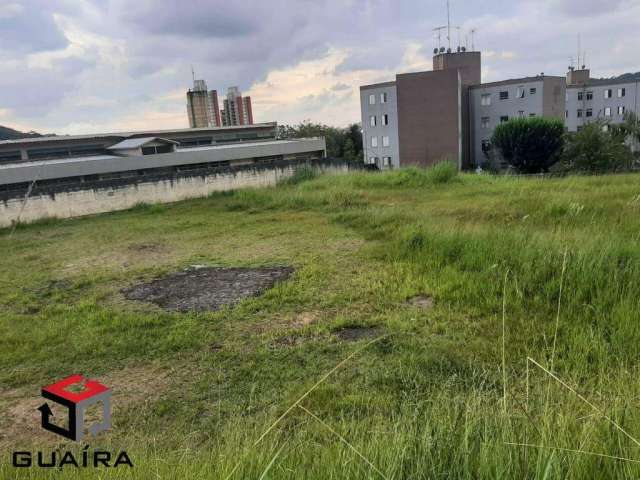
<box><xmin>560</xmin><ymin>121</ymin><xmax>633</xmax><ymax>172</ymax></box>
<box><xmin>491</xmin><ymin>117</ymin><xmax>565</xmax><ymax>173</ymax></box>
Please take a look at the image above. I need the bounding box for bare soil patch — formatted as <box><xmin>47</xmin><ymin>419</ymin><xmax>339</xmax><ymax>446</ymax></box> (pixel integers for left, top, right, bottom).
<box><xmin>334</xmin><ymin>326</ymin><xmax>381</xmax><ymax>342</ymax></box>
<box><xmin>404</xmin><ymin>294</ymin><xmax>434</xmax><ymax>309</ymax></box>
<box><xmin>122</xmin><ymin>266</ymin><xmax>294</xmax><ymax>312</ymax></box>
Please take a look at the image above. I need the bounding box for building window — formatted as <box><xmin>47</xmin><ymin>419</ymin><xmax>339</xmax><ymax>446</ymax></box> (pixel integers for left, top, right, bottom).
<box><xmin>586</xmin><ymin>91</ymin><xmax>593</xmax><ymax>100</ymax></box>
<box><xmin>577</xmin><ymin>109</ymin><xmax>583</xmax><ymax>118</ymax></box>
<box><xmin>602</xmin><ymin>124</ymin><xmax>610</xmax><ymax>132</ymax></box>
<box><xmin>565</xmin><ymin>110</ymin><xmax>568</xmax><ymax>119</ymax></box>
<box><xmin>371</xmin><ymin>136</ymin><xmax>378</xmax><ymax>147</ymax></box>
<box><xmin>577</xmin><ymin>126</ymin><xmax>583</xmax><ymax>132</ymax></box>
<box><xmin>529</xmin><ymin>113</ymin><xmax>536</xmax><ymax>117</ymax></box>
<box><xmin>481</xmin><ymin>117</ymin><xmax>490</xmax><ymax>128</ymax></box>
<box><xmin>382</xmin><ymin>156</ymin><xmax>391</xmax><ymax>166</ymax></box>
<box><xmin>380</xmin><ymin>92</ymin><xmax>388</xmax><ymax>103</ymax></box>
<box><xmin>577</xmin><ymin>91</ymin><xmax>584</xmax><ymax>101</ymax></box>
<box><xmin>369</xmin><ymin>94</ymin><xmax>375</xmax><ymax>105</ymax></box>
<box><xmin>518</xmin><ymin>110</ymin><xmax>525</xmax><ymax>117</ymax></box>
<box><xmin>604</xmin><ymin>107</ymin><xmax>612</xmax><ymax>117</ymax></box>
<box><xmin>382</xmin><ymin>136</ymin><xmax>390</xmax><ymax>147</ymax></box>
<box><xmin>369</xmin><ymin>115</ymin><xmax>376</xmax><ymax>127</ymax></box>
<box><xmin>367</xmin><ymin>156</ymin><xmax>377</xmax><ymax>165</ymax></box>
<box><xmin>499</xmin><ymin>91</ymin><xmax>509</xmax><ymax>100</ymax></box>
<box><xmin>500</xmin><ymin>115</ymin><xmax>509</xmax><ymax>123</ymax></box>
<box><xmin>480</xmin><ymin>93</ymin><xmax>491</xmax><ymax>106</ymax></box>
<box><xmin>618</xmin><ymin>88</ymin><xmax>626</xmax><ymax>98</ymax></box>
<box><xmin>516</xmin><ymin>87</ymin><xmax>525</xmax><ymax>98</ymax></box>
<box><xmin>481</xmin><ymin>140</ymin><xmax>491</xmax><ymax>153</ymax></box>
<box><xmin>529</xmin><ymin>87</ymin><xmax>537</xmax><ymax>95</ymax></box>
<box><xmin>618</xmin><ymin>106</ymin><xmax>625</xmax><ymax>115</ymax></box>
<box><xmin>381</xmin><ymin>114</ymin><xmax>389</xmax><ymax>126</ymax></box>
<box><xmin>604</xmin><ymin>89</ymin><xmax>612</xmax><ymax>99</ymax></box>
<box><xmin>586</xmin><ymin>108</ymin><xmax>593</xmax><ymax>117</ymax></box>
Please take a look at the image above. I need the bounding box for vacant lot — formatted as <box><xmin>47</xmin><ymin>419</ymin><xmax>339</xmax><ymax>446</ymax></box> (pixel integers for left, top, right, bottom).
<box><xmin>2</xmin><ymin>166</ymin><xmax>640</xmax><ymax>479</ymax></box>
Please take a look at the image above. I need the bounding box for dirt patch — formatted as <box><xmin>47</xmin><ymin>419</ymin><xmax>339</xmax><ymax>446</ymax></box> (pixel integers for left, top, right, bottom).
<box><xmin>128</xmin><ymin>242</ymin><xmax>167</xmax><ymax>253</ymax></box>
<box><xmin>122</xmin><ymin>266</ymin><xmax>294</xmax><ymax>312</ymax></box>
<box><xmin>0</xmin><ymin>365</ymin><xmax>170</xmax><ymax>448</ymax></box>
<box><xmin>404</xmin><ymin>294</ymin><xmax>434</xmax><ymax>309</ymax></box>
<box><xmin>334</xmin><ymin>326</ymin><xmax>381</xmax><ymax>342</ymax></box>
<box><xmin>292</xmin><ymin>311</ymin><xmax>319</xmax><ymax>328</ymax></box>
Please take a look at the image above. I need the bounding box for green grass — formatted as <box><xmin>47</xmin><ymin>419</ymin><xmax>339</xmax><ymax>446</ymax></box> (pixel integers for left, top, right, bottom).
<box><xmin>2</xmin><ymin>167</ymin><xmax>640</xmax><ymax>478</ymax></box>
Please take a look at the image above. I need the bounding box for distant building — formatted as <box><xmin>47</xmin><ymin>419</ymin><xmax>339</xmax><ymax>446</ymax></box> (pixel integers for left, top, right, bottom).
<box><xmin>565</xmin><ymin>69</ymin><xmax>640</xmax><ymax>133</ymax></box>
<box><xmin>221</xmin><ymin>86</ymin><xmax>254</xmax><ymax>126</ymax></box>
<box><xmin>361</xmin><ymin>50</ymin><xmax>480</xmax><ymax>170</ymax></box>
<box><xmin>470</xmin><ymin>76</ymin><xmax>565</xmax><ymax>166</ymax></box>
<box><xmin>186</xmin><ymin>79</ymin><xmax>222</xmax><ymax>128</ymax></box>
<box><xmin>361</xmin><ymin>47</ymin><xmax>640</xmax><ymax>170</ymax></box>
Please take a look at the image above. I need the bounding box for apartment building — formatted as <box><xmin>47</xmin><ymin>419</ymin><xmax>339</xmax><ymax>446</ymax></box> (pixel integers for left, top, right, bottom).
<box><xmin>361</xmin><ymin>45</ymin><xmax>640</xmax><ymax>170</ymax></box>
<box><xmin>360</xmin><ymin>82</ymin><xmax>399</xmax><ymax>168</ymax></box>
<box><xmin>222</xmin><ymin>87</ymin><xmax>254</xmax><ymax>126</ymax></box>
<box><xmin>565</xmin><ymin>69</ymin><xmax>640</xmax><ymax>132</ymax></box>
<box><xmin>470</xmin><ymin>76</ymin><xmax>565</xmax><ymax>165</ymax></box>
<box><xmin>361</xmin><ymin>50</ymin><xmax>481</xmax><ymax>170</ymax></box>
<box><xmin>186</xmin><ymin>79</ymin><xmax>222</xmax><ymax>128</ymax></box>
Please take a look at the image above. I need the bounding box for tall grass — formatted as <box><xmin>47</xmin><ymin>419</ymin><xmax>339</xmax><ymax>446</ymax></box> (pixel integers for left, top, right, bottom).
<box><xmin>2</xmin><ymin>166</ymin><xmax>640</xmax><ymax>478</ymax></box>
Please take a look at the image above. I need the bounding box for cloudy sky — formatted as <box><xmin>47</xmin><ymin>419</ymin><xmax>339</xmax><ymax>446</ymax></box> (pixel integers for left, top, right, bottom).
<box><xmin>1</xmin><ymin>0</ymin><xmax>638</xmax><ymax>134</ymax></box>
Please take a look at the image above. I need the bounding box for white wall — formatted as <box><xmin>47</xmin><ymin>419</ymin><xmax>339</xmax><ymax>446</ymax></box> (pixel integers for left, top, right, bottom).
<box><xmin>0</xmin><ymin>163</ymin><xmax>350</xmax><ymax>228</ymax></box>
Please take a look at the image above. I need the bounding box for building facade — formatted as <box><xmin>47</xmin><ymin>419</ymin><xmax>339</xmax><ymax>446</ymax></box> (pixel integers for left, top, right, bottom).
<box><xmin>360</xmin><ymin>49</ymin><xmax>640</xmax><ymax>170</ymax></box>
<box><xmin>186</xmin><ymin>79</ymin><xmax>222</xmax><ymax>128</ymax></box>
<box><xmin>361</xmin><ymin>50</ymin><xmax>481</xmax><ymax>170</ymax></box>
<box><xmin>222</xmin><ymin>87</ymin><xmax>254</xmax><ymax>126</ymax></box>
<box><xmin>565</xmin><ymin>70</ymin><xmax>640</xmax><ymax>132</ymax></box>
<box><xmin>470</xmin><ymin>76</ymin><xmax>565</xmax><ymax>166</ymax></box>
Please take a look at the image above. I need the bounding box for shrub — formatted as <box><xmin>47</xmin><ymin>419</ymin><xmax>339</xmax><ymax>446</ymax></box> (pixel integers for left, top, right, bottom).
<box><xmin>491</xmin><ymin>117</ymin><xmax>565</xmax><ymax>173</ymax></box>
<box><xmin>560</xmin><ymin>121</ymin><xmax>633</xmax><ymax>172</ymax></box>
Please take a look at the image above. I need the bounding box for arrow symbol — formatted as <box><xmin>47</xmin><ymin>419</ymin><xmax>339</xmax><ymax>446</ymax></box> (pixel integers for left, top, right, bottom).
<box><xmin>37</xmin><ymin>403</ymin><xmax>53</xmax><ymax>425</ymax></box>
<box><xmin>37</xmin><ymin>401</ymin><xmax>75</xmax><ymax>440</ymax></box>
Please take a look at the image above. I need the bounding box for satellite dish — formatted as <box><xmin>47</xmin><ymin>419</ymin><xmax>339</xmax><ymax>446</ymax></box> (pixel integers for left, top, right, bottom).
<box><xmin>456</xmin><ymin>46</ymin><xmax>461</xmax><ymax>52</ymax></box>
<box><xmin>433</xmin><ymin>48</ymin><xmax>438</xmax><ymax>54</ymax></box>
<box><xmin>461</xmin><ymin>46</ymin><xmax>466</xmax><ymax>52</ymax></box>
<box><xmin>447</xmin><ymin>48</ymin><xmax>452</xmax><ymax>53</ymax></box>
<box><xmin>439</xmin><ymin>47</ymin><xmax>445</xmax><ymax>53</ymax></box>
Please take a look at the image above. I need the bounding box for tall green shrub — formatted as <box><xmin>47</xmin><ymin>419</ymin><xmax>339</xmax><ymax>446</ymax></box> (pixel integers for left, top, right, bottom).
<box><xmin>560</xmin><ymin>121</ymin><xmax>633</xmax><ymax>172</ymax></box>
<box><xmin>491</xmin><ymin>117</ymin><xmax>565</xmax><ymax>173</ymax></box>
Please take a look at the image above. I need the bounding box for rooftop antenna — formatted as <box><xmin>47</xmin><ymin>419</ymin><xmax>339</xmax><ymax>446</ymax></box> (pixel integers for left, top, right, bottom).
<box><xmin>582</xmin><ymin>51</ymin><xmax>587</xmax><ymax>69</ymax></box>
<box><xmin>191</xmin><ymin>65</ymin><xmax>195</xmax><ymax>84</ymax></box>
<box><xmin>577</xmin><ymin>33</ymin><xmax>581</xmax><ymax>69</ymax></box>
<box><xmin>446</xmin><ymin>0</ymin><xmax>451</xmax><ymax>50</ymax></box>
<box><xmin>433</xmin><ymin>26</ymin><xmax>447</xmax><ymax>49</ymax></box>
<box><xmin>470</xmin><ymin>28</ymin><xmax>477</xmax><ymax>51</ymax></box>
<box><xmin>455</xmin><ymin>26</ymin><xmax>462</xmax><ymax>49</ymax></box>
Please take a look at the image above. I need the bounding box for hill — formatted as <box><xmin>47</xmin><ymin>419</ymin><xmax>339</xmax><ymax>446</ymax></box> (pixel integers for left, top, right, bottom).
<box><xmin>0</xmin><ymin>125</ymin><xmax>42</xmax><ymax>141</ymax></box>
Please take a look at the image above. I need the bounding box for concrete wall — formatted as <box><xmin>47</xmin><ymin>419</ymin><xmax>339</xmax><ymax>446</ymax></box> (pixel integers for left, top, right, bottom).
<box><xmin>0</xmin><ymin>160</ymin><xmax>352</xmax><ymax>228</ymax></box>
<box><xmin>360</xmin><ymin>82</ymin><xmax>400</xmax><ymax>169</ymax></box>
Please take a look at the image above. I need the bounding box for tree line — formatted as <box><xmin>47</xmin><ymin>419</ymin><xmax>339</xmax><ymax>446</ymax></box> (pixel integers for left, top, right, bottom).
<box><xmin>277</xmin><ymin>121</ymin><xmax>363</xmax><ymax>162</ymax></box>
<box><xmin>487</xmin><ymin>113</ymin><xmax>640</xmax><ymax>173</ymax></box>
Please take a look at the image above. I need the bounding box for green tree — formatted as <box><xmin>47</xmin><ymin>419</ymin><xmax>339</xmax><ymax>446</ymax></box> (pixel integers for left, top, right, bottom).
<box><xmin>560</xmin><ymin>121</ymin><xmax>633</xmax><ymax>172</ymax></box>
<box><xmin>491</xmin><ymin>117</ymin><xmax>565</xmax><ymax>173</ymax></box>
<box><xmin>277</xmin><ymin>121</ymin><xmax>362</xmax><ymax>160</ymax></box>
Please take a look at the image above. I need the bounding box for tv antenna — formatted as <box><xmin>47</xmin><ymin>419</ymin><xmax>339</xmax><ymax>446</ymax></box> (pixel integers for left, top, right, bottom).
<box><xmin>470</xmin><ymin>28</ymin><xmax>477</xmax><ymax>51</ymax></box>
<box><xmin>433</xmin><ymin>26</ymin><xmax>447</xmax><ymax>49</ymax></box>
<box><xmin>191</xmin><ymin>65</ymin><xmax>195</xmax><ymax>84</ymax></box>
<box><xmin>446</xmin><ymin>0</ymin><xmax>451</xmax><ymax>50</ymax></box>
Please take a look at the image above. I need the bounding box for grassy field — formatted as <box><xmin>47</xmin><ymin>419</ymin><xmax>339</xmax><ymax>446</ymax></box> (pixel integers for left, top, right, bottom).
<box><xmin>2</xmin><ymin>165</ymin><xmax>640</xmax><ymax>478</ymax></box>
